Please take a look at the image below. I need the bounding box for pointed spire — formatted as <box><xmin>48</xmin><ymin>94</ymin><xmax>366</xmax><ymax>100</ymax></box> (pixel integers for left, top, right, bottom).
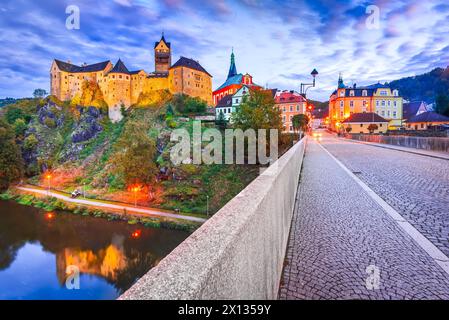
<box><xmin>338</xmin><ymin>72</ymin><xmax>345</xmax><ymax>89</ymax></box>
<box><xmin>227</xmin><ymin>48</ymin><xmax>238</xmax><ymax>79</ymax></box>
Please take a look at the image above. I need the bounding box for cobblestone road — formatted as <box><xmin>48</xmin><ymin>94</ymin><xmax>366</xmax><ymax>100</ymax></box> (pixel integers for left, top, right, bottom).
<box><xmin>278</xmin><ymin>136</ymin><xmax>449</xmax><ymax>300</ymax></box>
<box><xmin>321</xmin><ymin>135</ymin><xmax>449</xmax><ymax>257</ymax></box>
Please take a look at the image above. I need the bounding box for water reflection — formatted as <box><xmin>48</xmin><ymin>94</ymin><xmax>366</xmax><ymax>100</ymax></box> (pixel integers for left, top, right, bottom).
<box><xmin>0</xmin><ymin>201</ymin><xmax>189</xmax><ymax>300</ymax></box>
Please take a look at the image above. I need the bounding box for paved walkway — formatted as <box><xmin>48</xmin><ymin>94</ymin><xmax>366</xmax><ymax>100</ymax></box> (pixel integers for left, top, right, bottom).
<box><xmin>16</xmin><ymin>186</ymin><xmax>206</xmax><ymax>223</ymax></box>
<box><xmin>278</xmin><ymin>137</ymin><xmax>449</xmax><ymax>299</ymax></box>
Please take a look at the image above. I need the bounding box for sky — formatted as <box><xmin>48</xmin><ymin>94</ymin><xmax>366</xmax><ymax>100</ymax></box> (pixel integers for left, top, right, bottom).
<box><xmin>0</xmin><ymin>0</ymin><xmax>448</xmax><ymax>101</ymax></box>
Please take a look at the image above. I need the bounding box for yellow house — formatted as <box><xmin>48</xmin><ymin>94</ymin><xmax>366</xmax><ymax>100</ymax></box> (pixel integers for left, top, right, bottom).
<box><xmin>342</xmin><ymin>112</ymin><xmax>389</xmax><ymax>134</ymax></box>
<box><xmin>406</xmin><ymin>111</ymin><xmax>449</xmax><ymax>130</ymax></box>
<box><xmin>329</xmin><ymin>75</ymin><xmax>403</xmax><ymax>131</ymax></box>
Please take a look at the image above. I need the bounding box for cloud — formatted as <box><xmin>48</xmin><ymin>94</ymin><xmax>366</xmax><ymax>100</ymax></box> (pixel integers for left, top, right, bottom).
<box><xmin>0</xmin><ymin>0</ymin><xmax>448</xmax><ymax>101</ymax></box>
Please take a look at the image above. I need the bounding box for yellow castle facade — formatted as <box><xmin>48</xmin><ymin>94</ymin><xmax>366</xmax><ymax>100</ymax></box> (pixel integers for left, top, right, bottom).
<box><xmin>50</xmin><ymin>35</ymin><xmax>213</xmax><ymax>120</ymax></box>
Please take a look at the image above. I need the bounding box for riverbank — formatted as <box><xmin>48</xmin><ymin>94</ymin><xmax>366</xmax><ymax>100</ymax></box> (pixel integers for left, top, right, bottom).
<box><xmin>1</xmin><ymin>186</ymin><xmax>204</xmax><ymax>232</ymax></box>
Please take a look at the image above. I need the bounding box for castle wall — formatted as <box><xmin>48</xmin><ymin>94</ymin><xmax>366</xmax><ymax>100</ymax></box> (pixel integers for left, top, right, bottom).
<box><xmin>169</xmin><ymin>66</ymin><xmax>212</xmax><ymax>105</ymax></box>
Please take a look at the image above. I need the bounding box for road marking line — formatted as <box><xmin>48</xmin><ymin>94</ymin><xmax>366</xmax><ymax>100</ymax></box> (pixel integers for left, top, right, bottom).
<box><xmin>315</xmin><ymin>139</ymin><xmax>449</xmax><ymax>276</ymax></box>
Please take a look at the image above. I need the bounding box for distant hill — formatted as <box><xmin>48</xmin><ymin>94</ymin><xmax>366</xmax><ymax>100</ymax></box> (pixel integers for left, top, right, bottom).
<box><xmin>0</xmin><ymin>98</ymin><xmax>17</xmax><ymax>108</ymax></box>
<box><xmin>388</xmin><ymin>67</ymin><xmax>449</xmax><ymax>103</ymax></box>
<box><xmin>308</xmin><ymin>99</ymin><xmax>329</xmax><ymax>118</ymax></box>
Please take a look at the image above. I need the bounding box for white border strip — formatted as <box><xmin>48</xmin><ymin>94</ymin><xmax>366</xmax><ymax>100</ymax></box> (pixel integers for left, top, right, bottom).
<box><xmin>316</xmin><ymin>141</ymin><xmax>449</xmax><ymax>276</ymax></box>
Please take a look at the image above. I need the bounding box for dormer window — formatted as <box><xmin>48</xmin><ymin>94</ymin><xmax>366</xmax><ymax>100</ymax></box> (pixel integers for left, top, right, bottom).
<box><xmin>339</xmin><ymin>90</ymin><xmax>345</xmax><ymax>97</ymax></box>
<box><xmin>350</xmin><ymin>90</ymin><xmax>355</xmax><ymax>97</ymax></box>
<box><xmin>362</xmin><ymin>90</ymin><xmax>367</xmax><ymax>96</ymax></box>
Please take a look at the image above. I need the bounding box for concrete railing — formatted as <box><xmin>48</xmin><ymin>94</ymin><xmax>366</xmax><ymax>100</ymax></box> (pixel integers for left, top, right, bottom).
<box><xmin>347</xmin><ymin>134</ymin><xmax>449</xmax><ymax>153</ymax></box>
<box><xmin>120</xmin><ymin>138</ymin><xmax>306</xmax><ymax>300</ymax></box>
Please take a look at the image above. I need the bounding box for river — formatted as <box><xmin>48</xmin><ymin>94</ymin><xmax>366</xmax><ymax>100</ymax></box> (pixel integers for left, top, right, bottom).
<box><xmin>0</xmin><ymin>200</ymin><xmax>189</xmax><ymax>300</ymax></box>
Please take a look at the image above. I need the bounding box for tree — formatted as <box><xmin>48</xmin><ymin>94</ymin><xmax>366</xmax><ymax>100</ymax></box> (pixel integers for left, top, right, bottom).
<box><xmin>435</xmin><ymin>93</ymin><xmax>449</xmax><ymax>117</ymax></box>
<box><xmin>171</xmin><ymin>94</ymin><xmax>207</xmax><ymax>114</ymax></box>
<box><xmin>367</xmin><ymin>123</ymin><xmax>378</xmax><ymax>134</ymax></box>
<box><xmin>0</xmin><ymin>119</ymin><xmax>24</xmax><ymax>190</ymax></box>
<box><xmin>231</xmin><ymin>90</ymin><xmax>283</xmax><ymax>131</ymax></box>
<box><xmin>13</xmin><ymin>118</ymin><xmax>27</xmax><ymax>138</ymax></box>
<box><xmin>109</xmin><ymin>120</ymin><xmax>158</xmax><ymax>186</ymax></box>
<box><xmin>33</xmin><ymin>89</ymin><xmax>48</xmax><ymax>99</ymax></box>
<box><xmin>120</xmin><ymin>103</ymin><xmax>127</xmax><ymax>118</ymax></box>
<box><xmin>215</xmin><ymin>111</ymin><xmax>227</xmax><ymax>130</ymax></box>
<box><xmin>345</xmin><ymin>125</ymin><xmax>352</xmax><ymax>133</ymax></box>
<box><xmin>166</xmin><ymin>104</ymin><xmax>174</xmax><ymax>116</ymax></box>
<box><xmin>5</xmin><ymin>106</ymin><xmax>26</xmax><ymax>124</ymax></box>
<box><xmin>292</xmin><ymin>114</ymin><xmax>310</xmax><ymax>138</ymax></box>
<box><xmin>23</xmin><ymin>134</ymin><xmax>38</xmax><ymax>151</ymax></box>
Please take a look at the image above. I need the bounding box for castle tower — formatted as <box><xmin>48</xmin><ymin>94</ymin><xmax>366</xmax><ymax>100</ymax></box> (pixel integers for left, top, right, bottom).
<box><xmin>154</xmin><ymin>33</ymin><xmax>171</xmax><ymax>74</ymax></box>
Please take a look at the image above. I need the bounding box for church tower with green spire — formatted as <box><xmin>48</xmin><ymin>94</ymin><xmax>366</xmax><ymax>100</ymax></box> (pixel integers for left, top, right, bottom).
<box><xmin>227</xmin><ymin>49</ymin><xmax>238</xmax><ymax>80</ymax></box>
<box><xmin>338</xmin><ymin>72</ymin><xmax>346</xmax><ymax>89</ymax></box>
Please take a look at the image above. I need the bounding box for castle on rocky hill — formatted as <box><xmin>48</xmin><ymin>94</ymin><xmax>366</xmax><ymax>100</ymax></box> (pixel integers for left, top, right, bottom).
<box><xmin>50</xmin><ymin>34</ymin><xmax>213</xmax><ymax>121</ymax></box>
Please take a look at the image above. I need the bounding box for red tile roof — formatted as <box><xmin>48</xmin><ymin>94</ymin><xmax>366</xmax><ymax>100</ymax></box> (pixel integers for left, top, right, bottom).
<box><xmin>274</xmin><ymin>90</ymin><xmax>305</xmax><ymax>104</ymax></box>
<box><xmin>342</xmin><ymin>112</ymin><xmax>388</xmax><ymax>123</ymax></box>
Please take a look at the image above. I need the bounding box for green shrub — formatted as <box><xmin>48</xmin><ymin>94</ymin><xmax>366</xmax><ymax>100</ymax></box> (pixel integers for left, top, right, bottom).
<box><xmin>23</xmin><ymin>134</ymin><xmax>39</xmax><ymax>151</ymax></box>
<box><xmin>127</xmin><ymin>219</ymin><xmax>139</xmax><ymax>225</ymax></box>
<box><xmin>44</xmin><ymin>117</ymin><xmax>57</xmax><ymax>129</ymax></box>
<box><xmin>0</xmin><ymin>192</ymin><xmax>13</xmax><ymax>201</ymax></box>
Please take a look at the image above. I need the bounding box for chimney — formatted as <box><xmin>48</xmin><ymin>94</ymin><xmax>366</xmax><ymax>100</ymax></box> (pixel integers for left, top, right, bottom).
<box><xmin>353</xmin><ymin>83</ymin><xmax>357</xmax><ymax>89</ymax></box>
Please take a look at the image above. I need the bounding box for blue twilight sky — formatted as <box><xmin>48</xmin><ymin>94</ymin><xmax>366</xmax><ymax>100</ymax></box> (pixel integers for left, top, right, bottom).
<box><xmin>0</xmin><ymin>0</ymin><xmax>448</xmax><ymax>101</ymax></box>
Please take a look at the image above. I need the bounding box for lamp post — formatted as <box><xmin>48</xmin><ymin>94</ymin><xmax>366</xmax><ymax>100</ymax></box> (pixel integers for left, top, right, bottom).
<box><xmin>132</xmin><ymin>187</ymin><xmax>138</xmax><ymax>207</ymax></box>
<box><xmin>206</xmin><ymin>195</ymin><xmax>209</xmax><ymax>217</ymax></box>
<box><xmin>300</xmin><ymin>69</ymin><xmax>319</xmax><ymax>98</ymax></box>
<box><xmin>46</xmin><ymin>174</ymin><xmax>52</xmax><ymax>197</ymax></box>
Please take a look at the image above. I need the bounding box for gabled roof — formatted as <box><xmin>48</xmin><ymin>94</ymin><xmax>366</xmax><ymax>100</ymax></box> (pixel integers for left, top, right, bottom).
<box><xmin>154</xmin><ymin>34</ymin><xmax>171</xmax><ymax>48</ymax></box>
<box><xmin>216</xmin><ymin>94</ymin><xmax>233</xmax><ymax>108</ymax></box>
<box><xmin>54</xmin><ymin>59</ymin><xmax>111</xmax><ymax>73</ymax></box>
<box><xmin>407</xmin><ymin>111</ymin><xmax>449</xmax><ymax>123</ymax></box>
<box><xmin>342</xmin><ymin>112</ymin><xmax>389</xmax><ymax>123</ymax></box>
<box><xmin>264</xmin><ymin>88</ymin><xmax>278</xmax><ymax>99</ymax></box>
<box><xmin>275</xmin><ymin>90</ymin><xmax>305</xmax><ymax>103</ymax></box>
<box><xmin>109</xmin><ymin>59</ymin><xmax>130</xmax><ymax>74</ymax></box>
<box><xmin>403</xmin><ymin>101</ymin><xmax>424</xmax><ymax>121</ymax></box>
<box><xmin>170</xmin><ymin>57</ymin><xmax>212</xmax><ymax>77</ymax></box>
<box><xmin>216</xmin><ymin>74</ymin><xmax>243</xmax><ymax>91</ymax></box>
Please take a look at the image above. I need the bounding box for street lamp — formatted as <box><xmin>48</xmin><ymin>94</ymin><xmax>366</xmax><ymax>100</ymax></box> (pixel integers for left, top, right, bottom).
<box><xmin>45</xmin><ymin>173</ymin><xmax>52</xmax><ymax>196</ymax></box>
<box><xmin>132</xmin><ymin>186</ymin><xmax>139</xmax><ymax>207</ymax></box>
<box><xmin>300</xmin><ymin>69</ymin><xmax>319</xmax><ymax>98</ymax></box>
<box><xmin>206</xmin><ymin>195</ymin><xmax>209</xmax><ymax>217</ymax></box>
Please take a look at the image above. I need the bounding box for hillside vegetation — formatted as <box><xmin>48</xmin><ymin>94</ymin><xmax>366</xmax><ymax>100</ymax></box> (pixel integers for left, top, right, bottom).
<box><xmin>388</xmin><ymin>67</ymin><xmax>449</xmax><ymax>116</ymax></box>
<box><xmin>0</xmin><ymin>90</ymin><xmax>260</xmax><ymax>216</ymax></box>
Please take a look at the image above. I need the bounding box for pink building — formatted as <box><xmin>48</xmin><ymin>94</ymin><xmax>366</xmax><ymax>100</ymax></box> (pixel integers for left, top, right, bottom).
<box><xmin>274</xmin><ymin>90</ymin><xmax>307</xmax><ymax>132</ymax></box>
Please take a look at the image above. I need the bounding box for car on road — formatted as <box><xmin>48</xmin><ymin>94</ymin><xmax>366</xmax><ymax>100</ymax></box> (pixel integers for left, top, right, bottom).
<box><xmin>71</xmin><ymin>190</ymin><xmax>82</xmax><ymax>198</ymax></box>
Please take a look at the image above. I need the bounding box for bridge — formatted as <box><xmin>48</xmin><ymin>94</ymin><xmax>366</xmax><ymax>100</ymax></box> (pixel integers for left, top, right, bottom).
<box><xmin>120</xmin><ymin>131</ymin><xmax>449</xmax><ymax>299</ymax></box>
